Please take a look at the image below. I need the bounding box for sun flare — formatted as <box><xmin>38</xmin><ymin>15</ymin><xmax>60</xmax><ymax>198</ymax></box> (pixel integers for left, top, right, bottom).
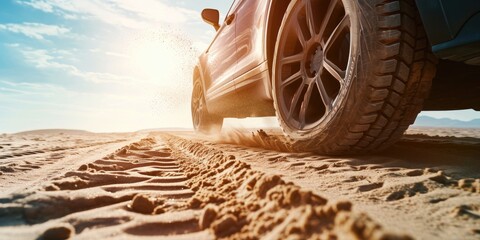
<box><xmin>131</xmin><ymin>38</ymin><xmax>182</xmax><ymax>84</ymax></box>
<box><xmin>115</xmin><ymin>29</ymin><xmax>199</xmax><ymax>90</ymax></box>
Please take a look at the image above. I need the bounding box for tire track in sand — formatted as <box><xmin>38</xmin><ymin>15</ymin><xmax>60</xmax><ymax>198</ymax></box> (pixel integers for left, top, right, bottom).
<box><xmin>1</xmin><ymin>135</ymin><xmax>411</xmax><ymax>239</ymax></box>
<box><xmin>0</xmin><ymin>137</ymin><xmax>208</xmax><ymax>240</ymax></box>
<box><xmin>162</xmin><ymin>134</ymin><xmax>411</xmax><ymax>239</ymax></box>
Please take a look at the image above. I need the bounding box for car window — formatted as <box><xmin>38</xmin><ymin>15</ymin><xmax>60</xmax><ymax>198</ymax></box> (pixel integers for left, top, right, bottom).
<box><xmin>224</xmin><ymin>0</ymin><xmax>242</xmax><ymax>22</ymax></box>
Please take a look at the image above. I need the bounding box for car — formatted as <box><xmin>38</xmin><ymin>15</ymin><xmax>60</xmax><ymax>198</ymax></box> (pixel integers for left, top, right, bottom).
<box><xmin>191</xmin><ymin>0</ymin><xmax>480</xmax><ymax>154</ymax></box>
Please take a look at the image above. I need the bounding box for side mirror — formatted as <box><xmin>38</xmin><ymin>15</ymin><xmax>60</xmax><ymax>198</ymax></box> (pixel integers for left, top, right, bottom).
<box><xmin>201</xmin><ymin>8</ymin><xmax>220</xmax><ymax>31</ymax></box>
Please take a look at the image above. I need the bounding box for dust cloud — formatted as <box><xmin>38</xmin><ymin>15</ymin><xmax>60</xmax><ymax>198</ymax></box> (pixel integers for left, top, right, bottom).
<box><xmin>213</xmin><ymin>128</ymin><xmax>294</xmax><ymax>152</ymax></box>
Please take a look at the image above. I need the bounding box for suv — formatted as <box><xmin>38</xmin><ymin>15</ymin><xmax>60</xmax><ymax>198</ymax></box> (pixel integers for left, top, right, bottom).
<box><xmin>191</xmin><ymin>0</ymin><xmax>480</xmax><ymax>154</ymax></box>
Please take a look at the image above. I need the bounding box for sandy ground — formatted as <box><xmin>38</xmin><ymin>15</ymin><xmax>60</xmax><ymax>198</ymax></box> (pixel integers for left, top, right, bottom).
<box><xmin>0</xmin><ymin>128</ymin><xmax>478</xmax><ymax>239</ymax></box>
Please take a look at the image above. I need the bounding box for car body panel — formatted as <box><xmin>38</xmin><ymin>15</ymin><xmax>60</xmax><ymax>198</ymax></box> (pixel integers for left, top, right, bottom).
<box><xmin>196</xmin><ymin>0</ymin><xmax>480</xmax><ymax>118</ymax></box>
<box><xmin>235</xmin><ymin>0</ymin><xmax>269</xmax><ymax>80</ymax></box>
<box><xmin>198</xmin><ymin>0</ymin><xmax>274</xmax><ymax>117</ymax></box>
<box><xmin>202</xmin><ymin>22</ymin><xmax>237</xmax><ymax>102</ymax></box>
<box><xmin>202</xmin><ymin>1</ymin><xmax>244</xmax><ymax>104</ymax></box>
<box><xmin>234</xmin><ymin>0</ymin><xmax>273</xmax><ymax>102</ymax></box>
<box><xmin>416</xmin><ymin>0</ymin><xmax>480</xmax><ymax>65</ymax></box>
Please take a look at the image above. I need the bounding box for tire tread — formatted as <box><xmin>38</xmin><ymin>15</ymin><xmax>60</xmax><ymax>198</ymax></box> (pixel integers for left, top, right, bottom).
<box><xmin>288</xmin><ymin>0</ymin><xmax>437</xmax><ymax>154</ymax></box>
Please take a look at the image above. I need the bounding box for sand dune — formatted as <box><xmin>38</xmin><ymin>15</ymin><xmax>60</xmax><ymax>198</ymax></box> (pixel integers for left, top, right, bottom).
<box><xmin>14</xmin><ymin>129</ymin><xmax>92</xmax><ymax>136</ymax></box>
<box><xmin>0</xmin><ymin>128</ymin><xmax>478</xmax><ymax>239</ymax></box>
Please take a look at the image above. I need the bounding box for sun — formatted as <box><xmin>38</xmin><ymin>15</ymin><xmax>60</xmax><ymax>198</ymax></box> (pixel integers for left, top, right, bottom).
<box><xmin>131</xmin><ymin>38</ymin><xmax>181</xmax><ymax>84</ymax></box>
<box><xmin>127</xmin><ymin>31</ymin><xmax>192</xmax><ymax>87</ymax></box>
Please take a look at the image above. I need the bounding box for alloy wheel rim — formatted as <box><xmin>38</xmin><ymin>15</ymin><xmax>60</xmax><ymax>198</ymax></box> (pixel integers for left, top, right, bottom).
<box><xmin>276</xmin><ymin>0</ymin><xmax>352</xmax><ymax>131</ymax></box>
<box><xmin>192</xmin><ymin>84</ymin><xmax>204</xmax><ymax>129</ymax></box>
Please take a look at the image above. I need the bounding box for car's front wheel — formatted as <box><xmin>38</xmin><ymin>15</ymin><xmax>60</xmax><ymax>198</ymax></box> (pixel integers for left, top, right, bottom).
<box><xmin>191</xmin><ymin>80</ymin><xmax>223</xmax><ymax>134</ymax></box>
<box><xmin>272</xmin><ymin>0</ymin><xmax>436</xmax><ymax>154</ymax></box>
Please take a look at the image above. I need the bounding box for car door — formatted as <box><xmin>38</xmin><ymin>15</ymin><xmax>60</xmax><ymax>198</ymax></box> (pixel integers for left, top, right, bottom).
<box><xmin>234</xmin><ymin>0</ymin><xmax>268</xmax><ymax>84</ymax></box>
<box><xmin>203</xmin><ymin>0</ymin><xmax>242</xmax><ymax>102</ymax></box>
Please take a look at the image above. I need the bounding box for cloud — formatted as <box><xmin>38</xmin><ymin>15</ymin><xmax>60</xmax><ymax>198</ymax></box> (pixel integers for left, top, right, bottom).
<box><xmin>0</xmin><ymin>86</ymin><xmax>32</xmax><ymax>95</ymax></box>
<box><xmin>16</xmin><ymin>0</ymin><xmax>197</xmax><ymax>29</ymax></box>
<box><xmin>113</xmin><ymin>0</ymin><xmax>197</xmax><ymax>24</ymax></box>
<box><xmin>105</xmin><ymin>51</ymin><xmax>128</xmax><ymax>58</ymax></box>
<box><xmin>17</xmin><ymin>0</ymin><xmax>54</xmax><ymax>12</ymax></box>
<box><xmin>16</xmin><ymin>0</ymin><xmax>79</xmax><ymax>19</ymax></box>
<box><xmin>20</xmin><ymin>48</ymin><xmax>74</xmax><ymax>70</ymax></box>
<box><xmin>14</xmin><ymin>45</ymin><xmax>135</xmax><ymax>85</ymax></box>
<box><xmin>0</xmin><ymin>80</ymin><xmax>66</xmax><ymax>96</ymax></box>
<box><xmin>0</xmin><ymin>22</ymin><xmax>70</xmax><ymax>40</ymax></box>
<box><xmin>0</xmin><ymin>79</ymin><xmax>123</xmax><ymax>123</ymax></box>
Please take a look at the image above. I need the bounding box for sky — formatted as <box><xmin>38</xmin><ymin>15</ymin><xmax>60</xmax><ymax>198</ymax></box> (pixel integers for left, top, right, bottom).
<box><xmin>0</xmin><ymin>0</ymin><xmax>478</xmax><ymax>133</ymax></box>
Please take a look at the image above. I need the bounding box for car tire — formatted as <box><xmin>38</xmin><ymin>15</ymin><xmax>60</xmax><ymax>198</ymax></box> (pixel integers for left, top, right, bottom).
<box><xmin>272</xmin><ymin>0</ymin><xmax>437</xmax><ymax>154</ymax></box>
<box><xmin>191</xmin><ymin>80</ymin><xmax>223</xmax><ymax>134</ymax></box>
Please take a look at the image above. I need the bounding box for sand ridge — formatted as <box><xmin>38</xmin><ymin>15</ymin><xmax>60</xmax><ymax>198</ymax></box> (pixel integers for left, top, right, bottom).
<box><xmin>0</xmin><ymin>132</ymin><xmax>137</xmax><ymax>197</ymax></box>
<box><xmin>203</xmin><ymin>128</ymin><xmax>480</xmax><ymax>239</ymax></box>
<box><xmin>0</xmin><ymin>128</ymin><xmax>478</xmax><ymax>239</ymax></box>
<box><xmin>1</xmin><ymin>134</ymin><xmax>411</xmax><ymax>239</ymax></box>
<box><xmin>0</xmin><ymin>137</ymin><xmax>203</xmax><ymax>239</ymax></box>
<box><xmin>165</xmin><ymin>134</ymin><xmax>412</xmax><ymax>239</ymax></box>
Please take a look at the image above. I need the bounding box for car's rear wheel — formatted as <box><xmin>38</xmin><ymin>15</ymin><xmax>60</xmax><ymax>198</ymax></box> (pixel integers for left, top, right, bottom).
<box><xmin>191</xmin><ymin>80</ymin><xmax>223</xmax><ymax>133</ymax></box>
<box><xmin>272</xmin><ymin>0</ymin><xmax>436</xmax><ymax>154</ymax></box>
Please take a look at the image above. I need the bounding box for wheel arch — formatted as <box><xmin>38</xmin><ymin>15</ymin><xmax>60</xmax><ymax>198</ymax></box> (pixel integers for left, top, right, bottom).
<box><xmin>265</xmin><ymin>0</ymin><xmax>292</xmax><ymax>82</ymax></box>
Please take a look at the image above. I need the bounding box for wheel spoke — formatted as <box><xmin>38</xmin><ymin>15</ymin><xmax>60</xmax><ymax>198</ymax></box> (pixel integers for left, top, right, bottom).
<box><xmin>280</xmin><ymin>52</ymin><xmax>303</xmax><ymax>66</ymax></box>
<box><xmin>324</xmin><ymin>14</ymin><xmax>349</xmax><ymax>51</ymax></box>
<box><xmin>315</xmin><ymin>76</ymin><xmax>332</xmax><ymax>111</ymax></box>
<box><xmin>287</xmin><ymin>84</ymin><xmax>306</xmax><ymax>120</ymax></box>
<box><xmin>275</xmin><ymin>0</ymin><xmax>350</xmax><ymax>130</ymax></box>
<box><xmin>281</xmin><ymin>70</ymin><xmax>302</xmax><ymax>88</ymax></box>
<box><xmin>192</xmin><ymin>88</ymin><xmax>200</xmax><ymax>126</ymax></box>
<box><xmin>193</xmin><ymin>107</ymin><xmax>199</xmax><ymax>126</ymax></box>
<box><xmin>303</xmin><ymin>0</ymin><xmax>316</xmax><ymax>38</ymax></box>
<box><xmin>294</xmin><ymin>20</ymin><xmax>307</xmax><ymax>49</ymax></box>
<box><xmin>319</xmin><ymin>0</ymin><xmax>337</xmax><ymax>41</ymax></box>
<box><xmin>299</xmin><ymin>82</ymin><xmax>315</xmax><ymax>129</ymax></box>
<box><xmin>323</xmin><ymin>59</ymin><xmax>345</xmax><ymax>83</ymax></box>
<box><xmin>195</xmin><ymin>102</ymin><xmax>201</xmax><ymax>124</ymax></box>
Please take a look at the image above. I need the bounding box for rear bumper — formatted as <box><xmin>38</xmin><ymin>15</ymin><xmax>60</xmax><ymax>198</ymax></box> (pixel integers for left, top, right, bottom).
<box><xmin>416</xmin><ymin>0</ymin><xmax>480</xmax><ymax>65</ymax></box>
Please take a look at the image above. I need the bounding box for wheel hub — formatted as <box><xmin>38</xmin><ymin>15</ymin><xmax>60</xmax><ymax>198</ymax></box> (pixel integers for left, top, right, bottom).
<box><xmin>306</xmin><ymin>44</ymin><xmax>324</xmax><ymax>78</ymax></box>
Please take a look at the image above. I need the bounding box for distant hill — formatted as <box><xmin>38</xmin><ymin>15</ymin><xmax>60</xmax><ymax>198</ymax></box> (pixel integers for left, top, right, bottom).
<box><xmin>14</xmin><ymin>129</ymin><xmax>92</xmax><ymax>135</ymax></box>
<box><xmin>413</xmin><ymin>116</ymin><xmax>480</xmax><ymax>128</ymax></box>
<box><xmin>136</xmin><ymin>128</ymin><xmax>193</xmax><ymax>133</ymax></box>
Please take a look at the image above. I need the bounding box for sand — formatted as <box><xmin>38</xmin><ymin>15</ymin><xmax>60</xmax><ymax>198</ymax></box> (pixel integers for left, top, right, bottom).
<box><xmin>0</xmin><ymin>127</ymin><xmax>478</xmax><ymax>239</ymax></box>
